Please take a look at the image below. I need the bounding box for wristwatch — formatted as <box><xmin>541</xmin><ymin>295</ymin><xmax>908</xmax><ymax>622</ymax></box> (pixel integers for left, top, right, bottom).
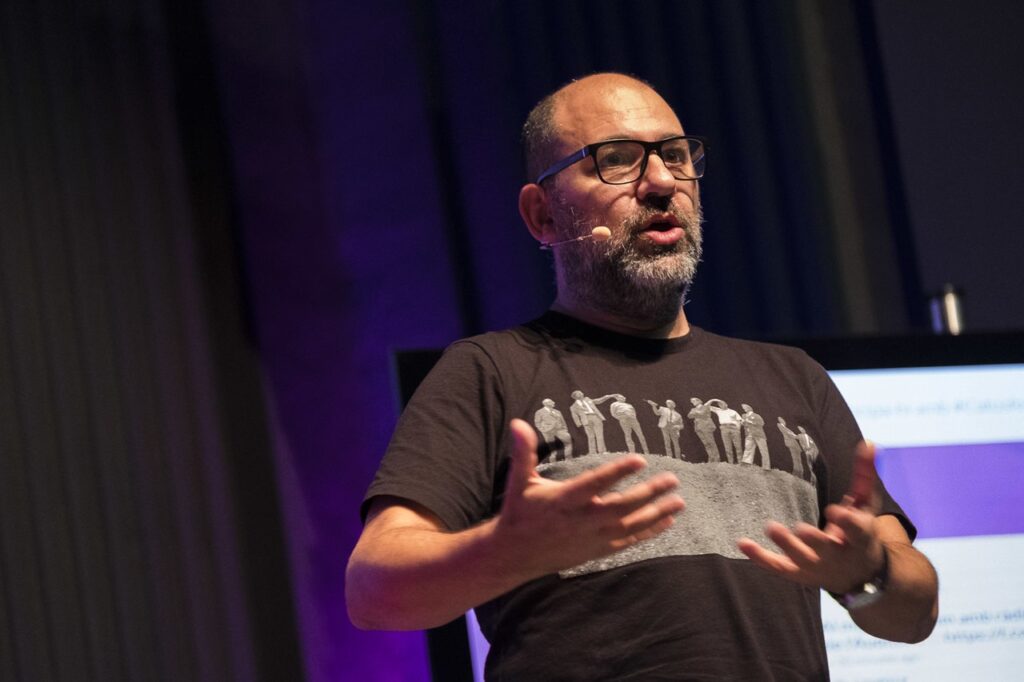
<box><xmin>829</xmin><ymin>544</ymin><xmax>889</xmax><ymax>611</ymax></box>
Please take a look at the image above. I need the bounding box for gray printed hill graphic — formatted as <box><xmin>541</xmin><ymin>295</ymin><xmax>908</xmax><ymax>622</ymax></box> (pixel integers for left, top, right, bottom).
<box><xmin>538</xmin><ymin>452</ymin><xmax>820</xmax><ymax>578</ymax></box>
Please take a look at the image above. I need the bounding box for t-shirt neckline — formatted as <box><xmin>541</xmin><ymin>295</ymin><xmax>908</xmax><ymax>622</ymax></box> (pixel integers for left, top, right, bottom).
<box><xmin>532</xmin><ymin>310</ymin><xmax>702</xmax><ymax>355</ymax></box>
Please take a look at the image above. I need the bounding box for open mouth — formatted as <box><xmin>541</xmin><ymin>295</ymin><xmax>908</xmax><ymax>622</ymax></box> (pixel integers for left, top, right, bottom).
<box><xmin>637</xmin><ymin>220</ymin><xmax>684</xmax><ymax>246</ymax></box>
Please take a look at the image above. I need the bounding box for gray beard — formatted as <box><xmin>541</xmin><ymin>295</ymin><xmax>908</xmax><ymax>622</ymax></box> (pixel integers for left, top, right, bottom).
<box><xmin>553</xmin><ymin>203</ymin><xmax>704</xmax><ymax>328</ymax></box>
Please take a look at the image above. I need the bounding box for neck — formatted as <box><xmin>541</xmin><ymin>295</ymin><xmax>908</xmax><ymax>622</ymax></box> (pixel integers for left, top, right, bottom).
<box><xmin>551</xmin><ymin>296</ymin><xmax>691</xmax><ymax>339</ymax></box>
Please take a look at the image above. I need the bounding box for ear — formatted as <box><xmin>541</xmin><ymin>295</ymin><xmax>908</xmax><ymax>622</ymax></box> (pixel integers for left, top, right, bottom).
<box><xmin>518</xmin><ymin>183</ymin><xmax>556</xmax><ymax>244</ymax></box>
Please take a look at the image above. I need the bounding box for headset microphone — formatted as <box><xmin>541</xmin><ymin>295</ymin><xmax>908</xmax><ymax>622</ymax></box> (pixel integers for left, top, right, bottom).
<box><xmin>540</xmin><ymin>226</ymin><xmax>612</xmax><ymax>250</ymax></box>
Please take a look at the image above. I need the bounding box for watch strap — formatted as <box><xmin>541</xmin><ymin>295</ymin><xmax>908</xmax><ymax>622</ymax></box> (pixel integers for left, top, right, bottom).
<box><xmin>828</xmin><ymin>543</ymin><xmax>889</xmax><ymax>611</ymax></box>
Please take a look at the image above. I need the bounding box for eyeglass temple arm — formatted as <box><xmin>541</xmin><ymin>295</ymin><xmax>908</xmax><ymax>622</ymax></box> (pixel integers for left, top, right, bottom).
<box><xmin>535</xmin><ymin>148</ymin><xmax>590</xmax><ymax>185</ymax></box>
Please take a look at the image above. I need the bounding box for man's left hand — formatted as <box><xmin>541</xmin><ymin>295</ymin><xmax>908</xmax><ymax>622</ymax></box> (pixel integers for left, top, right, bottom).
<box><xmin>737</xmin><ymin>441</ymin><xmax>886</xmax><ymax>594</ymax></box>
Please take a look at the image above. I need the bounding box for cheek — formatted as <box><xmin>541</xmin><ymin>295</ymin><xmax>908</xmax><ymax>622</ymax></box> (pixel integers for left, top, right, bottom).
<box><xmin>556</xmin><ymin>184</ymin><xmax>647</xmax><ymax>230</ymax></box>
<box><xmin>676</xmin><ymin>184</ymin><xmax>699</xmax><ymax>210</ymax></box>
<box><xmin>600</xmin><ymin>196</ymin><xmax>642</xmax><ymax>226</ymax></box>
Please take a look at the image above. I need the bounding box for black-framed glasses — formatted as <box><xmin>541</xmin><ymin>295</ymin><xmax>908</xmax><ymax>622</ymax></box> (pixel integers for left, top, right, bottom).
<box><xmin>535</xmin><ymin>136</ymin><xmax>706</xmax><ymax>185</ymax></box>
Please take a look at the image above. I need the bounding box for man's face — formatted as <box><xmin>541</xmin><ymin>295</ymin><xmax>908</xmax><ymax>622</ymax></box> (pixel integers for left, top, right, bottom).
<box><xmin>544</xmin><ymin>77</ymin><xmax>703</xmax><ymax>323</ymax></box>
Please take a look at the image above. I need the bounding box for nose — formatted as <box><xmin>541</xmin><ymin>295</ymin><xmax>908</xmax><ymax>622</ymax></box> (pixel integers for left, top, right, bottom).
<box><xmin>637</xmin><ymin>152</ymin><xmax>677</xmax><ymax>200</ymax></box>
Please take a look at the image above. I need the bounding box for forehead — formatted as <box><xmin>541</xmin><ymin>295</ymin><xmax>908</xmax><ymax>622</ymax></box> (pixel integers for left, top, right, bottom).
<box><xmin>552</xmin><ymin>77</ymin><xmax>684</xmax><ymax>149</ymax></box>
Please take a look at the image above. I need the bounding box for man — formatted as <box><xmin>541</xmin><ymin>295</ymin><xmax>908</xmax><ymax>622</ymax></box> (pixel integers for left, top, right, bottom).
<box><xmin>569</xmin><ymin>389</ymin><xmax>608</xmax><ymax>455</ymax></box>
<box><xmin>708</xmin><ymin>398</ymin><xmax>744</xmax><ymax>463</ymax></box>
<box><xmin>347</xmin><ymin>73</ymin><xmax>938</xmax><ymax>679</ymax></box>
<box><xmin>646</xmin><ymin>398</ymin><xmax>684</xmax><ymax>458</ymax></box>
<box><xmin>534</xmin><ymin>398</ymin><xmax>573</xmax><ymax>460</ymax></box>
<box><xmin>778</xmin><ymin>416</ymin><xmax>805</xmax><ymax>479</ymax></box>
<box><xmin>688</xmin><ymin>397</ymin><xmax>722</xmax><ymax>462</ymax></box>
<box><xmin>798</xmin><ymin>425</ymin><xmax>822</xmax><ymax>487</ymax></box>
<box><xmin>608</xmin><ymin>394</ymin><xmax>649</xmax><ymax>455</ymax></box>
<box><xmin>740</xmin><ymin>403</ymin><xmax>771</xmax><ymax>468</ymax></box>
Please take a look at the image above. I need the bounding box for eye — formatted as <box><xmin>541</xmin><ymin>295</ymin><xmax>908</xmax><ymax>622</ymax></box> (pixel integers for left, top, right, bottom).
<box><xmin>596</xmin><ymin>142</ymin><xmax>642</xmax><ymax>169</ymax></box>
<box><xmin>600</xmin><ymin>151</ymin><xmax>626</xmax><ymax>167</ymax></box>
<box><xmin>660</xmin><ymin>141</ymin><xmax>691</xmax><ymax>165</ymax></box>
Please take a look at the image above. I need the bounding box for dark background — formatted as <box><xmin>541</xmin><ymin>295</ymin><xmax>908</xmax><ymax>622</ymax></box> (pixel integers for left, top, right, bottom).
<box><xmin>2</xmin><ymin>1</ymin><xmax>1021</xmax><ymax>680</ymax></box>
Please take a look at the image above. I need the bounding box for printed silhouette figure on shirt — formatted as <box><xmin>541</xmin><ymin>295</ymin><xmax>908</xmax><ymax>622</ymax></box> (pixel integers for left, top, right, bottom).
<box><xmin>646</xmin><ymin>399</ymin><xmax>684</xmax><ymax>459</ymax></box>
<box><xmin>777</xmin><ymin>418</ymin><xmax>803</xmax><ymax>479</ymax></box>
<box><xmin>688</xmin><ymin>397</ymin><xmax>722</xmax><ymax>462</ymax></box>
<box><xmin>608</xmin><ymin>394</ymin><xmax>650</xmax><ymax>455</ymax></box>
<box><xmin>707</xmin><ymin>399</ymin><xmax>742</xmax><ymax>464</ymax></box>
<box><xmin>534</xmin><ymin>398</ymin><xmax>574</xmax><ymax>461</ymax></box>
<box><xmin>797</xmin><ymin>426</ymin><xmax>820</xmax><ymax>486</ymax></box>
<box><xmin>740</xmin><ymin>404</ymin><xmax>771</xmax><ymax>469</ymax></box>
<box><xmin>570</xmin><ymin>390</ymin><xmax>608</xmax><ymax>455</ymax></box>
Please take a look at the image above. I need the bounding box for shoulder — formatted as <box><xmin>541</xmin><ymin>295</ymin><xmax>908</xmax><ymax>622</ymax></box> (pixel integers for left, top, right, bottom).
<box><xmin>696</xmin><ymin>328</ymin><xmax>827</xmax><ymax>376</ymax></box>
<box><xmin>443</xmin><ymin>317</ymin><xmax>553</xmax><ymax>361</ymax></box>
<box><xmin>428</xmin><ymin>321</ymin><xmax>540</xmax><ymax>374</ymax></box>
<box><xmin>697</xmin><ymin>328</ymin><xmax>814</xmax><ymax>361</ymax></box>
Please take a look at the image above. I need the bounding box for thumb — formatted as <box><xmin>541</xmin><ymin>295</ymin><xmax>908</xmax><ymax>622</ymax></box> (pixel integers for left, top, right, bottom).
<box><xmin>848</xmin><ymin>440</ymin><xmax>881</xmax><ymax>513</ymax></box>
<box><xmin>505</xmin><ymin>418</ymin><xmax>539</xmax><ymax>499</ymax></box>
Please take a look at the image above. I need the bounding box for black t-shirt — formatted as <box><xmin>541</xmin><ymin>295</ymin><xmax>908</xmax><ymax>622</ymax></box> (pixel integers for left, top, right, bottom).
<box><xmin>364</xmin><ymin>312</ymin><xmax>913</xmax><ymax>680</ymax></box>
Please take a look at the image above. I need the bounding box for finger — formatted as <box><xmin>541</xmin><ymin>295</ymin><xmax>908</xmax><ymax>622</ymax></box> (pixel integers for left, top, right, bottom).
<box><xmin>793</xmin><ymin>522</ymin><xmax>845</xmax><ymax>555</ymax></box>
<box><xmin>603</xmin><ymin>494</ymin><xmax>685</xmax><ymax>540</ymax></box>
<box><xmin>559</xmin><ymin>454</ymin><xmax>648</xmax><ymax>505</ymax></box>
<box><xmin>848</xmin><ymin>441</ymin><xmax>881</xmax><ymax>512</ymax></box>
<box><xmin>793</xmin><ymin>522</ymin><xmax>837</xmax><ymax>545</ymax></box>
<box><xmin>764</xmin><ymin>522</ymin><xmax>822</xmax><ymax>570</ymax></box>
<box><xmin>737</xmin><ymin>538</ymin><xmax>801</xmax><ymax>578</ymax></box>
<box><xmin>505</xmin><ymin>418</ymin><xmax>539</xmax><ymax>498</ymax></box>
<box><xmin>596</xmin><ymin>472</ymin><xmax>680</xmax><ymax>515</ymax></box>
<box><xmin>824</xmin><ymin>503</ymin><xmax>875</xmax><ymax>545</ymax></box>
<box><xmin>822</xmin><ymin>512</ymin><xmax>853</xmax><ymax>543</ymax></box>
<box><xmin>822</xmin><ymin>519</ymin><xmax>843</xmax><ymax>537</ymax></box>
<box><xmin>609</xmin><ymin>513</ymin><xmax>677</xmax><ymax>550</ymax></box>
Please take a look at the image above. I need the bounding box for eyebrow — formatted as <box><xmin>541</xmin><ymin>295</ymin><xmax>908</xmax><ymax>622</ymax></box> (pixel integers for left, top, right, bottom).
<box><xmin>588</xmin><ymin>133</ymin><xmax>686</xmax><ymax>144</ymax></box>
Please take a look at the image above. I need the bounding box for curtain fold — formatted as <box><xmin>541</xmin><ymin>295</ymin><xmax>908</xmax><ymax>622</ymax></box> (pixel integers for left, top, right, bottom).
<box><xmin>0</xmin><ymin>1</ymin><xmax>301</xmax><ymax>680</ymax></box>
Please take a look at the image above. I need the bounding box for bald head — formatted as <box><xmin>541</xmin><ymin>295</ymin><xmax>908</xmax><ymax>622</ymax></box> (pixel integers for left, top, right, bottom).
<box><xmin>522</xmin><ymin>73</ymin><xmax>679</xmax><ymax>184</ymax></box>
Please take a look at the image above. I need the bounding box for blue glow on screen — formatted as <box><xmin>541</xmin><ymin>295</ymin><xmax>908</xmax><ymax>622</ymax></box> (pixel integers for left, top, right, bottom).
<box><xmin>823</xmin><ymin>364</ymin><xmax>1024</xmax><ymax>681</ymax></box>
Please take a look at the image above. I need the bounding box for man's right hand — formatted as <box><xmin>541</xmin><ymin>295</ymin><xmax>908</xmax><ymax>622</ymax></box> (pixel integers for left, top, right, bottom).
<box><xmin>496</xmin><ymin>418</ymin><xmax>685</xmax><ymax>579</ymax></box>
<box><xmin>346</xmin><ymin>418</ymin><xmax>684</xmax><ymax>631</ymax></box>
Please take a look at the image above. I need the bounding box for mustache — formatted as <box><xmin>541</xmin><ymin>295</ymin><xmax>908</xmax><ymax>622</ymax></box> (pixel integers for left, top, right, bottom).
<box><xmin>618</xmin><ymin>203</ymin><xmax>702</xmax><ymax>240</ymax></box>
<box><xmin>560</xmin><ymin>197</ymin><xmax>702</xmax><ymax>245</ymax></box>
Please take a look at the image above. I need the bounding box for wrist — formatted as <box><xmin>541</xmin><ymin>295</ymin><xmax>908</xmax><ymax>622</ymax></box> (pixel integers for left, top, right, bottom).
<box><xmin>828</xmin><ymin>543</ymin><xmax>890</xmax><ymax>611</ymax></box>
<box><xmin>488</xmin><ymin>513</ymin><xmax>555</xmax><ymax>585</ymax></box>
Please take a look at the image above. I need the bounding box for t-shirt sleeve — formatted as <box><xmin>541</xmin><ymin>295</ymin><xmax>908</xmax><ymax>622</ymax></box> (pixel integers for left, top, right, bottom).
<box><xmin>360</xmin><ymin>340</ymin><xmax>508</xmax><ymax>531</ymax></box>
<box><xmin>809</xmin><ymin>355</ymin><xmax>918</xmax><ymax>541</ymax></box>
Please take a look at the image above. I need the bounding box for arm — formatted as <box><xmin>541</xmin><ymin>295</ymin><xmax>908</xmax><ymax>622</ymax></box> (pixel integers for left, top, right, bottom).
<box><xmin>570</xmin><ymin>404</ymin><xmax>583</xmax><ymax>427</ymax></box>
<box><xmin>737</xmin><ymin>442</ymin><xmax>938</xmax><ymax>643</ymax></box>
<box><xmin>346</xmin><ymin>418</ymin><xmax>685</xmax><ymax>630</ymax></box>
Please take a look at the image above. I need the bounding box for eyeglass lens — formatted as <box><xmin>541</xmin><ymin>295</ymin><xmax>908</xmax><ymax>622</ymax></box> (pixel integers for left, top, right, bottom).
<box><xmin>594</xmin><ymin>138</ymin><xmax>704</xmax><ymax>184</ymax></box>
